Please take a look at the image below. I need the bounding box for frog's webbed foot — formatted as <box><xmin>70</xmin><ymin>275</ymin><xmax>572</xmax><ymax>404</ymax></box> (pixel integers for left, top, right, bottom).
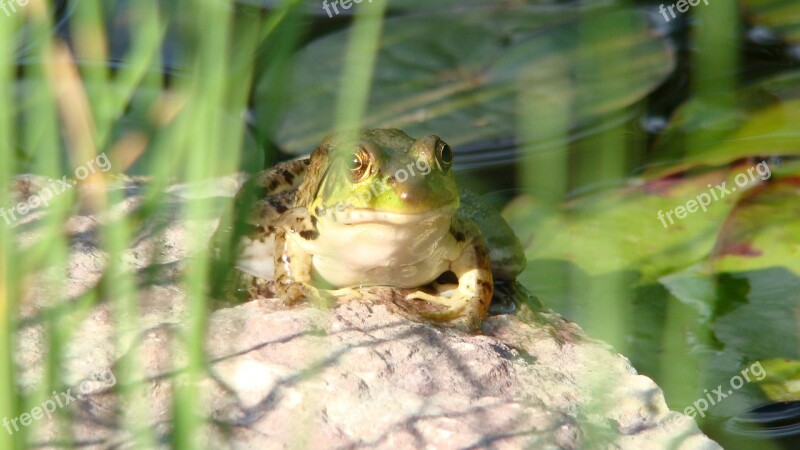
<box><xmin>405</xmin><ymin>289</ymin><xmax>464</xmax><ymax>319</ymax></box>
<box><xmin>329</xmin><ymin>287</ymin><xmax>366</xmax><ymax>302</ymax></box>
<box><xmin>405</xmin><ymin>279</ymin><xmax>489</xmax><ymax>331</ymax></box>
<box><xmin>406</xmin><ymin>223</ymin><xmax>493</xmax><ymax>331</ymax></box>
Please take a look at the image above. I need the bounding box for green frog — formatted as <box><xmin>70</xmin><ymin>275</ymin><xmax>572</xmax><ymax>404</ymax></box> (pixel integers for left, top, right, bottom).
<box><xmin>213</xmin><ymin>129</ymin><xmax>526</xmax><ymax>330</ymax></box>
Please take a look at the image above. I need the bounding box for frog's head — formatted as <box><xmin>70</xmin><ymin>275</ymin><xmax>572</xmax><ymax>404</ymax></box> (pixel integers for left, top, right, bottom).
<box><xmin>305</xmin><ymin>129</ymin><xmax>459</xmax><ymax>222</ymax></box>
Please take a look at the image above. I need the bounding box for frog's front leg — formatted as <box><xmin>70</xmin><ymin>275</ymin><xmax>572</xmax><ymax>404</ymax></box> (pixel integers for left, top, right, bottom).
<box><xmin>273</xmin><ymin>207</ymin><xmax>334</xmax><ymax>308</ymax></box>
<box><xmin>407</xmin><ymin>218</ymin><xmax>493</xmax><ymax>331</ymax></box>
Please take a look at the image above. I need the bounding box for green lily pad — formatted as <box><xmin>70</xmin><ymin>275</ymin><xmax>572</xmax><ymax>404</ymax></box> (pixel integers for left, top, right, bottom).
<box><xmin>753</xmin><ymin>359</ymin><xmax>800</xmax><ymax>402</ymax></box>
<box><xmin>504</xmin><ymin>165</ymin><xmax>756</xmax><ymax>282</ymax></box>
<box><xmin>659</xmin><ymin>264</ymin><xmax>720</xmax><ymax>322</ymax></box>
<box><xmin>264</xmin><ymin>5</ymin><xmax>674</xmax><ymax>154</ymax></box>
<box><xmin>712</xmin><ymin>268</ymin><xmax>800</xmax><ymax>361</ymax></box>
<box><xmin>649</xmin><ymin>71</ymin><xmax>800</xmax><ymax>178</ymax></box>
<box><xmin>652</xmin><ymin>265</ymin><xmax>800</xmax><ymax>414</ymax></box>
<box><xmin>652</xmin><ymin>179</ymin><xmax>800</xmax><ymax>407</ymax></box>
<box><xmin>661</xmin><ymin>264</ymin><xmax>800</xmax><ymax>379</ymax></box>
<box><xmin>710</xmin><ymin>178</ymin><xmax>800</xmax><ymax>275</ymax></box>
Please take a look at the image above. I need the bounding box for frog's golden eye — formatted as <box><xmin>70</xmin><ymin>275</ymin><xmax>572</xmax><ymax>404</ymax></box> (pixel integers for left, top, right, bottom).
<box><xmin>351</xmin><ymin>146</ymin><xmax>372</xmax><ymax>182</ymax></box>
<box><xmin>436</xmin><ymin>140</ymin><xmax>453</xmax><ymax>170</ymax></box>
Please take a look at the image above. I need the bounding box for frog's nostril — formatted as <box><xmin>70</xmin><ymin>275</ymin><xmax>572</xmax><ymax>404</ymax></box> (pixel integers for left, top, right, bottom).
<box><xmin>386</xmin><ymin>176</ymin><xmax>396</xmax><ymax>186</ymax></box>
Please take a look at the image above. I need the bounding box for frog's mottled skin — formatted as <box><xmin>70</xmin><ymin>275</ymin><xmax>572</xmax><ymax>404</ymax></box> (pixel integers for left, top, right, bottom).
<box><xmin>213</xmin><ymin>129</ymin><xmax>526</xmax><ymax>330</ymax></box>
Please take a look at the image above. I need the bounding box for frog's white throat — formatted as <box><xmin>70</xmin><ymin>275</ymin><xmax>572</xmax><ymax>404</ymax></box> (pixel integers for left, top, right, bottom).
<box><xmin>300</xmin><ymin>206</ymin><xmax>460</xmax><ymax>289</ymax></box>
<box><xmin>330</xmin><ymin>206</ymin><xmax>456</xmax><ymax>225</ymax></box>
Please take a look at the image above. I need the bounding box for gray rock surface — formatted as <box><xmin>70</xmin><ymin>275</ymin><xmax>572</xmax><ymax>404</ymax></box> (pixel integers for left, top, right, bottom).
<box><xmin>12</xmin><ymin>176</ymin><xmax>721</xmax><ymax>449</ymax></box>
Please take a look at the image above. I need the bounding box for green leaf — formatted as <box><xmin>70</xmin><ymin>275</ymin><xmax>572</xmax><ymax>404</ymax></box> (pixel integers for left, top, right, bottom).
<box><xmin>753</xmin><ymin>359</ymin><xmax>800</xmax><ymax>402</ymax></box>
<box><xmin>710</xmin><ymin>178</ymin><xmax>800</xmax><ymax>275</ymax></box>
<box><xmin>712</xmin><ymin>268</ymin><xmax>800</xmax><ymax>361</ymax></box>
<box><xmin>264</xmin><ymin>5</ymin><xmax>674</xmax><ymax>154</ymax></box>
<box><xmin>649</xmin><ymin>71</ymin><xmax>800</xmax><ymax>178</ymax></box>
<box><xmin>504</xmin><ymin>165</ymin><xmax>755</xmax><ymax>282</ymax></box>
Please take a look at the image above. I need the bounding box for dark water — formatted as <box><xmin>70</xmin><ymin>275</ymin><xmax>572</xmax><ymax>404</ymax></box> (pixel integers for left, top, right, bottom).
<box><xmin>714</xmin><ymin>402</ymin><xmax>800</xmax><ymax>449</ymax></box>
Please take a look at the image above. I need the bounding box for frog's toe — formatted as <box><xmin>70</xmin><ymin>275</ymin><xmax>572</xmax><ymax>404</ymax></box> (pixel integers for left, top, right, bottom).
<box><xmin>404</xmin><ymin>291</ymin><xmax>467</xmax><ymax>322</ymax></box>
<box><xmin>329</xmin><ymin>287</ymin><xmax>364</xmax><ymax>301</ymax></box>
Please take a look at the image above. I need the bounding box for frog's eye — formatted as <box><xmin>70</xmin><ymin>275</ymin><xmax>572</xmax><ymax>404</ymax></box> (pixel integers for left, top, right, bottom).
<box><xmin>351</xmin><ymin>146</ymin><xmax>372</xmax><ymax>182</ymax></box>
<box><xmin>436</xmin><ymin>140</ymin><xmax>453</xmax><ymax>170</ymax></box>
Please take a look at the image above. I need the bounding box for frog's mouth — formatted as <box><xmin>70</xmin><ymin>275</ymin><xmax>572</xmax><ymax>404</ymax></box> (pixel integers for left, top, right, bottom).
<box><xmin>332</xmin><ymin>205</ymin><xmax>458</xmax><ymax>226</ymax></box>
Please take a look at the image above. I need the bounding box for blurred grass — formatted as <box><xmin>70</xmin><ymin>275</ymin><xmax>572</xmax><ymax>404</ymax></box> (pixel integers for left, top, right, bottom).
<box><xmin>0</xmin><ymin>6</ymin><xmax>18</xmax><ymax>450</ymax></box>
<box><xmin>3</xmin><ymin>0</ymin><xmax>304</xmax><ymax>448</ymax></box>
<box><xmin>658</xmin><ymin>0</ymin><xmax>740</xmax><ymax>411</ymax></box>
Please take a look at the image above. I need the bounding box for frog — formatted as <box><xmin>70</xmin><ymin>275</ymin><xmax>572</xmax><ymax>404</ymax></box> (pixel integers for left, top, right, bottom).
<box><xmin>212</xmin><ymin>129</ymin><xmax>527</xmax><ymax>330</ymax></box>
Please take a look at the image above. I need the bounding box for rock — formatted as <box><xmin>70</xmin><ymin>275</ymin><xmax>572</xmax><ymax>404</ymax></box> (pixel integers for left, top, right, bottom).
<box><xmin>12</xmin><ymin>176</ymin><xmax>721</xmax><ymax>449</ymax></box>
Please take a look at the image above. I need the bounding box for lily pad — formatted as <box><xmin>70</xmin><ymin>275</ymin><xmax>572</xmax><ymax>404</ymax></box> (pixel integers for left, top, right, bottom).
<box><xmin>711</xmin><ymin>268</ymin><xmax>800</xmax><ymax>361</ymax></box>
<box><xmin>648</xmin><ymin>71</ymin><xmax>800</xmax><ymax>178</ymax></box>
<box><xmin>644</xmin><ymin>177</ymin><xmax>800</xmax><ymax>409</ymax></box>
<box><xmin>753</xmin><ymin>359</ymin><xmax>800</xmax><ymax>402</ymax></box>
<box><xmin>263</xmin><ymin>5</ymin><xmax>674</xmax><ymax>156</ymax></box>
<box><xmin>503</xmin><ymin>164</ymin><xmax>759</xmax><ymax>282</ymax></box>
<box><xmin>710</xmin><ymin>178</ymin><xmax>800</xmax><ymax>275</ymax></box>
